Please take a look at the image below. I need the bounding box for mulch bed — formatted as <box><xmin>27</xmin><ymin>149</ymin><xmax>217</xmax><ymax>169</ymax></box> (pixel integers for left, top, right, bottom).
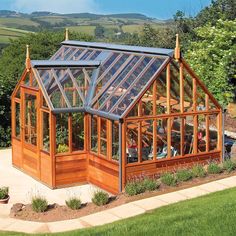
<box><xmin>10</xmin><ymin>170</ymin><xmax>236</xmax><ymax>222</ymax></box>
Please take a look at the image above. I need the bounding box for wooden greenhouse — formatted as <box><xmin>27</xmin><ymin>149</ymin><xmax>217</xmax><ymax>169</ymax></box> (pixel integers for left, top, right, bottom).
<box><xmin>11</xmin><ymin>32</ymin><xmax>223</xmax><ymax>194</ymax></box>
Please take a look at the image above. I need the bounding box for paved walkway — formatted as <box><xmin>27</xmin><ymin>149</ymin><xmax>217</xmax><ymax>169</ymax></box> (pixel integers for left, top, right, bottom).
<box><xmin>0</xmin><ymin>149</ymin><xmax>100</xmax><ymax>205</ymax></box>
<box><xmin>0</xmin><ymin>149</ymin><xmax>236</xmax><ymax>234</ymax></box>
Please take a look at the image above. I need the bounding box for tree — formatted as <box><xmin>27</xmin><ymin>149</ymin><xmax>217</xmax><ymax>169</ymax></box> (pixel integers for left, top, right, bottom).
<box><xmin>0</xmin><ymin>30</ymin><xmax>93</xmax><ymax>147</ymax></box>
<box><xmin>185</xmin><ymin>19</ymin><xmax>236</xmax><ymax>106</ymax></box>
<box><xmin>95</xmin><ymin>25</ymin><xmax>105</xmax><ymax>38</ymax></box>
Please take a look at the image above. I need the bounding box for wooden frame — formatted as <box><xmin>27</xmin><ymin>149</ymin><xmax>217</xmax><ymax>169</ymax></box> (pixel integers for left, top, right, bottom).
<box><xmin>11</xmin><ymin>43</ymin><xmax>223</xmax><ymax>194</ymax></box>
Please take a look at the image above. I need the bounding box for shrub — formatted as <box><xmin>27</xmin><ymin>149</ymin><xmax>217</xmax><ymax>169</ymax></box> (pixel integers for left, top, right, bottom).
<box><xmin>31</xmin><ymin>196</ymin><xmax>48</xmax><ymax>213</ymax></box>
<box><xmin>207</xmin><ymin>162</ymin><xmax>222</xmax><ymax>174</ymax></box>
<box><xmin>66</xmin><ymin>197</ymin><xmax>82</xmax><ymax>210</ymax></box>
<box><xmin>0</xmin><ymin>187</ymin><xmax>9</xmax><ymax>199</ymax></box>
<box><xmin>191</xmin><ymin>164</ymin><xmax>206</xmax><ymax>178</ymax></box>
<box><xmin>57</xmin><ymin>144</ymin><xmax>69</xmax><ymax>153</ymax></box>
<box><xmin>92</xmin><ymin>191</ymin><xmax>109</xmax><ymax>206</ymax></box>
<box><xmin>176</xmin><ymin>169</ymin><xmax>193</xmax><ymax>182</ymax></box>
<box><xmin>125</xmin><ymin>181</ymin><xmax>145</xmax><ymax>196</ymax></box>
<box><xmin>223</xmin><ymin>159</ymin><xmax>236</xmax><ymax>173</ymax></box>
<box><xmin>160</xmin><ymin>173</ymin><xmax>177</xmax><ymax>186</ymax></box>
<box><xmin>142</xmin><ymin>178</ymin><xmax>160</xmax><ymax>191</ymax></box>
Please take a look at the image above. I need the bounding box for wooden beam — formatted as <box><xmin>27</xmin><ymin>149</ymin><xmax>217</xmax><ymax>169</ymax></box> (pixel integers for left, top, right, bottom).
<box><xmin>166</xmin><ymin>64</ymin><xmax>171</xmax><ymax>114</ymax></box>
<box><xmin>121</xmin><ymin>122</ymin><xmax>126</xmax><ymax>190</ymax></box>
<box><xmin>50</xmin><ymin>113</ymin><xmax>56</xmax><ymax>188</ymax></box>
<box><xmin>68</xmin><ymin>114</ymin><xmax>72</xmax><ymax>153</ymax></box>
<box><xmin>138</xmin><ymin>101</ymin><xmax>142</xmax><ymax>163</ymax></box>
<box><xmin>180</xmin><ymin>62</ymin><xmax>184</xmax><ymax>113</ymax></box>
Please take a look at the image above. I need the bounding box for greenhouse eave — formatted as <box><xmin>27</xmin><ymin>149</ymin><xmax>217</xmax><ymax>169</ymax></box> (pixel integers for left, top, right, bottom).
<box><xmin>31</xmin><ymin>60</ymin><xmax>100</xmax><ymax>68</ymax></box>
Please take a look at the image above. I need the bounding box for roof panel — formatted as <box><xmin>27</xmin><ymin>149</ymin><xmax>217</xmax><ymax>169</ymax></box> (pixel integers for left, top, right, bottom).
<box><xmin>62</xmin><ymin>40</ymin><xmax>174</xmax><ymax>57</ymax></box>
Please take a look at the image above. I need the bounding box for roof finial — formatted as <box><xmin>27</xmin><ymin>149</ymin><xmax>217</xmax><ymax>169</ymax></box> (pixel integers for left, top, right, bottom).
<box><xmin>25</xmin><ymin>44</ymin><xmax>31</xmax><ymax>72</ymax></box>
<box><xmin>65</xmin><ymin>28</ymin><xmax>69</xmax><ymax>41</ymax></box>
<box><xmin>174</xmin><ymin>34</ymin><xmax>181</xmax><ymax>61</ymax></box>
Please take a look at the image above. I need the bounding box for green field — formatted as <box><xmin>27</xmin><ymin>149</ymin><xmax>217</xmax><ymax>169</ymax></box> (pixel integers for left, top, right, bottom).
<box><xmin>0</xmin><ymin>13</ymin><xmax>172</xmax><ymax>44</ymax></box>
<box><xmin>0</xmin><ymin>27</ymin><xmax>30</xmax><ymax>43</ymax></box>
<box><xmin>1</xmin><ymin>187</ymin><xmax>236</xmax><ymax>235</ymax></box>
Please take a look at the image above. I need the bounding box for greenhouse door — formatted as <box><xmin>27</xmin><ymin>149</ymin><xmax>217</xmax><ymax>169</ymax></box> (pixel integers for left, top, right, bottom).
<box><xmin>21</xmin><ymin>87</ymin><xmax>40</xmax><ymax>178</ymax></box>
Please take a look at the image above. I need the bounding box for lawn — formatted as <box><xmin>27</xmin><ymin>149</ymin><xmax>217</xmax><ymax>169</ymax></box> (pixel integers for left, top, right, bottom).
<box><xmin>1</xmin><ymin>187</ymin><xmax>236</xmax><ymax>235</ymax></box>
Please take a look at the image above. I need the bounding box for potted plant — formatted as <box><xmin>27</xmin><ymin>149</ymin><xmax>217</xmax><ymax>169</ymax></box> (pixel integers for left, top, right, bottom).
<box><xmin>0</xmin><ymin>187</ymin><xmax>9</xmax><ymax>204</ymax></box>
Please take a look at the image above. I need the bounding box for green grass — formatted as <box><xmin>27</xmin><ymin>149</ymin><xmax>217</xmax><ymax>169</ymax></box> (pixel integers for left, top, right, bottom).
<box><xmin>1</xmin><ymin>187</ymin><xmax>236</xmax><ymax>235</ymax></box>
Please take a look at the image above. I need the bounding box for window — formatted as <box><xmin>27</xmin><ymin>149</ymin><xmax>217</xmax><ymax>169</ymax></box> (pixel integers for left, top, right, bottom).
<box><xmin>209</xmin><ymin>114</ymin><xmax>218</xmax><ymax>151</ymax></box>
<box><xmin>126</xmin><ymin>121</ymin><xmax>139</xmax><ymax>163</ymax></box>
<box><xmin>112</xmin><ymin>121</ymin><xmax>119</xmax><ymax>161</ymax></box>
<box><xmin>91</xmin><ymin>116</ymin><xmax>98</xmax><ymax>153</ymax></box>
<box><xmin>56</xmin><ymin>113</ymin><xmax>69</xmax><ymax>153</ymax></box>
<box><xmin>72</xmin><ymin>113</ymin><xmax>84</xmax><ymax>151</ymax></box>
<box><xmin>100</xmin><ymin>118</ymin><xmax>107</xmax><ymax>156</ymax></box>
<box><xmin>42</xmin><ymin>112</ymin><xmax>50</xmax><ymax>152</ymax></box>
<box><xmin>15</xmin><ymin>102</ymin><xmax>21</xmax><ymax>139</ymax></box>
<box><xmin>198</xmin><ymin>115</ymin><xmax>206</xmax><ymax>152</ymax></box>
<box><xmin>184</xmin><ymin>116</ymin><xmax>194</xmax><ymax>155</ymax></box>
<box><xmin>141</xmin><ymin>120</ymin><xmax>153</xmax><ymax>161</ymax></box>
<box><xmin>24</xmin><ymin>94</ymin><xmax>37</xmax><ymax>145</ymax></box>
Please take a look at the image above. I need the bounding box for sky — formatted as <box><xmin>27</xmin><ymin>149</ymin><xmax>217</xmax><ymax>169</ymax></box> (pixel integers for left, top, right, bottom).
<box><xmin>0</xmin><ymin>0</ymin><xmax>212</xmax><ymax>19</ymax></box>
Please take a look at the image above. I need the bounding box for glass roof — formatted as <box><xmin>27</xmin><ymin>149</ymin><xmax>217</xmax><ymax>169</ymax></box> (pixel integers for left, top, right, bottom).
<box><xmin>33</xmin><ymin>40</ymin><xmax>172</xmax><ymax>119</ymax></box>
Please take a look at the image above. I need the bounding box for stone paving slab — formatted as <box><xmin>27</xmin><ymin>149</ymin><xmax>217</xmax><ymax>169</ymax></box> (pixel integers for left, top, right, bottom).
<box><xmin>155</xmin><ymin>191</ymin><xmax>188</xmax><ymax>204</ymax></box>
<box><xmin>216</xmin><ymin>176</ymin><xmax>236</xmax><ymax>187</ymax></box>
<box><xmin>80</xmin><ymin>211</ymin><xmax>121</xmax><ymax>226</ymax></box>
<box><xmin>198</xmin><ymin>181</ymin><xmax>229</xmax><ymax>193</ymax></box>
<box><xmin>0</xmin><ymin>204</ymin><xmax>13</xmax><ymax>218</ymax></box>
<box><xmin>177</xmin><ymin>186</ymin><xmax>210</xmax><ymax>199</ymax></box>
<box><xmin>107</xmin><ymin>203</ymin><xmax>146</xmax><ymax>219</ymax></box>
<box><xmin>47</xmin><ymin>219</ymin><xmax>85</xmax><ymax>233</ymax></box>
<box><xmin>3</xmin><ymin>220</ymin><xmax>48</xmax><ymax>234</ymax></box>
<box><xmin>133</xmin><ymin>196</ymin><xmax>168</xmax><ymax>211</ymax></box>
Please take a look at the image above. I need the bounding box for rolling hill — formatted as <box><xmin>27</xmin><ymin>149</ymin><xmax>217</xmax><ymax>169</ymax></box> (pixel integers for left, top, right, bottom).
<box><xmin>0</xmin><ymin>10</ymin><xmax>173</xmax><ymax>45</ymax></box>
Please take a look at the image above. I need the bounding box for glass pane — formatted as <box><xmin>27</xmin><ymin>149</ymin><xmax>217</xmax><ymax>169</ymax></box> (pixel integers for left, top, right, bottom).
<box><xmin>170</xmin><ymin>65</ymin><xmax>180</xmax><ymax>113</ymax></box>
<box><xmin>111</xmin><ymin>58</ymin><xmax>165</xmax><ymax>116</ymax></box>
<box><xmin>56</xmin><ymin>114</ymin><xmax>69</xmax><ymax>153</ymax></box>
<box><xmin>156</xmin><ymin>119</ymin><xmax>168</xmax><ymax>159</ymax></box>
<box><xmin>126</xmin><ymin>121</ymin><xmax>139</xmax><ymax>163</ymax></box>
<box><xmin>50</xmin><ymin>82</ymin><xmax>68</xmax><ymax>108</ymax></box>
<box><xmin>197</xmin><ymin>84</ymin><xmax>206</xmax><ymax>111</ymax></box>
<box><xmin>96</xmin><ymin>56</ymin><xmax>140</xmax><ymax>108</ymax></box>
<box><xmin>42</xmin><ymin>112</ymin><xmax>50</xmax><ymax>152</ymax></box>
<box><xmin>100</xmin><ymin>118</ymin><xmax>107</xmax><ymax>156</ymax></box>
<box><xmin>141</xmin><ymin>85</ymin><xmax>153</xmax><ymax>116</ymax></box>
<box><xmin>184</xmin><ymin>116</ymin><xmax>194</xmax><ymax>155</ymax></box>
<box><xmin>91</xmin><ymin>116</ymin><xmax>98</xmax><ymax>153</ymax></box>
<box><xmin>15</xmin><ymin>102</ymin><xmax>21</xmax><ymax>139</ymax></box>
<box><xmin>61</xmin><ymin>71</ymin><xmax>83</xmax><ymax>107</ymax></box>
<box><xmin>171</xmin><ymin>117</ymin><xmax>181</xmax><ymax>157</ymax></box>
<box><xmin>53</xmin><ymin>46</ymin><xmax>71</xmax><ymax>60</ymax></box>
<box><xmin>127</xmin><ymin>103</ymin><xmax>138</xmax><ymax>117</ymax></box>
<box><xmin>141</xmin><ymin>120</ymin><xmax>153</xmax><ymax>161</ymax></box>
<box><xmin>156</xmin><ymin>70</ymin><xmax>167</xmax><ymax>114</ymax></box>
<box><xmin>72</xmin><ymin>113</ymin><xmax>84</xmax><ymax>151</ymax></box>
<box><xmin>24</xmin><ymin>94</ymin><xmax>37</xmax><ymax>145</ymax></box>
<box><xmin>112</xmin><ymin>121</ymin><xmax>119</xmax><ymax>161</ymax></box>
<box><xmin>183</xmin><ymin>72</ymin><xmax>193</xmax><ymax>112</ymax></box>
<box><xmin>198</xmin><ymin>115</ymin><xmax>206</xmax><ymax>152</ymax></box>
<box><xmin>209</xmin><ymin>114</ymin><xmax>218</xmax><ymax>151</ymax></box>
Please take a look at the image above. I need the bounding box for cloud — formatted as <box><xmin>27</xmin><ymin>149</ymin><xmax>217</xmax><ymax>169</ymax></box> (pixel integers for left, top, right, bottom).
<box><xmin>11</xmin><ymin>0</ymin><xmax>99</xmax><ymax>14</ymax></box>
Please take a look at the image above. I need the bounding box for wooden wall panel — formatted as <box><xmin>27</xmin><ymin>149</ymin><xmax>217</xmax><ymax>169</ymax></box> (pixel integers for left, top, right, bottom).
<box><xmin>40</xmin><ymin>151</ymin><xmax>52</xmax><ymax>186</ymax></box>
<box><xmin>88</xmin><ymin>153</ymin><xmax>119</xmax><ymax>194</ymax></box>
<box><xmin>126</xmin><ymin>151</ymin><xmax>221</xmax><ymax>180</ymax></box>
<box><xmin>22</xmin><ymin>146</ymin><xmax>39</xmax><ymax>178</ymax></box>
<box><xmin>12</xmin><ymin>138</ymin><xmax>22</xmax><ymax>168</ymax></box>
<box><xmin>55</xmin><ymin>153</ymin><xmax>87</xmax><ymax>186</ymax></box>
